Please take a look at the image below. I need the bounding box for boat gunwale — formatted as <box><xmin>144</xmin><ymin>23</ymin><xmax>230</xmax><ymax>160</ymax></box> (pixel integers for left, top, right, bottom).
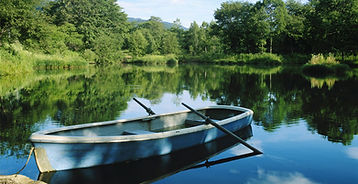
<box><xmin>29</xmin><ymin>105</ymin><xmax>253</xmax><ymax>144</ymax></box>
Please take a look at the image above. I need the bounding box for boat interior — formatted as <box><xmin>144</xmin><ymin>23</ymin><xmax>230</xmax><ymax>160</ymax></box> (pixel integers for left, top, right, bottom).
<box><xmin>50</xmin><ymin>108</ymin><xmax>245</xmax><ymax>137</ymax></box>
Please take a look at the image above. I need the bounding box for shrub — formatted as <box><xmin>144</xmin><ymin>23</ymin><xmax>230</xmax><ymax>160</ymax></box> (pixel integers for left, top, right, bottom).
<box><xmin>303</xmin><ymin>55</ymin><xmax>350</xmax><ymax>78</ymax></box>
<box><xmin>1</xmin><ymin>42</ymin><xmax>88</xmax><ymax>75</ymax></box>
<box><xmin>308</xmin><ymin>53</ymin><xmax>339</xmax><ymax>65</ymax></box>
<box><xmin>82</xmin><ymin>49</ymin><xmax>98</xmax><ymax>63</ymax></box>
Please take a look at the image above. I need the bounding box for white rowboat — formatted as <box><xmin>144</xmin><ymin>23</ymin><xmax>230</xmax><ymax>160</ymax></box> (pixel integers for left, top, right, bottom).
<box><xmin>29</xmin><ymin>105</ymin><xmax>253</xmax><ymax>172</ymax></box>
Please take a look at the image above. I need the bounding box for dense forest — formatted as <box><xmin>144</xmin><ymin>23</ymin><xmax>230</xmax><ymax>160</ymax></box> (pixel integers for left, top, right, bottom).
<box><xmin>0</xmin><ymin>0</ymin><xmax>357</xmax><ymax>66</ymax></box>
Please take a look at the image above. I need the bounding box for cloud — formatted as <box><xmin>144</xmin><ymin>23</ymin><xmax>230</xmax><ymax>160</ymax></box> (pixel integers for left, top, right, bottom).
<box><xmin>230</xmin><ymin>140</ymin><xmax>263</xmax><ymax>156</ymax></box>
<box><xmin>246</xmin><ymin>169</ymin><xmax>320</xmax><ymax>184</ymax></box>
<box><xmin>116</xmin><ymin>0</ymin><xmax>226</xmax><ymax>27</ymax></box>
<box><xmin>117</xmin><ymin>0</ymin><xmax>309</xmax><ymax>28</ymax></box>
<box><xmin>346</xmin><ymin>147</ymin><xmax>358</xmax><ymax>160</ymax></box>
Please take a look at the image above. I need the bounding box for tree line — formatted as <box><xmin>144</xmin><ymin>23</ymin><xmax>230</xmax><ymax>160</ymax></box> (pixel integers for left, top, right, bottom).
<box><xmin>1</xmin><ymin>0</ymin><xmax>357</xmax><ymax>63</ymax></box>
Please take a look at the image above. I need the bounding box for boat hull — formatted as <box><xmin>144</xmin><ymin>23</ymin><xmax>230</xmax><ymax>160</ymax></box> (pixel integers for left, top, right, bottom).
<box><xmin>30</xmin><ymin>106</ymin><xmax>253</xmax><ymax>172</ymax></box>
<box><xmin>38</xmin><ymin>126</ymin><xmax>254</xmax><ymax>184</ymax></box>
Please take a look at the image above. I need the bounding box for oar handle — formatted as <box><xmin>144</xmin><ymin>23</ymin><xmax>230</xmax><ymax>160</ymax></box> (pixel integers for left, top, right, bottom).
<box><xmin>181</xmin><ymin>103</ymin><xmax>262</xmax><ymax>154</ymax></box>
<box><xmin>133</xmin><ymin>98</ymin><xmax>156</xmax><ymax>115</ymax></box>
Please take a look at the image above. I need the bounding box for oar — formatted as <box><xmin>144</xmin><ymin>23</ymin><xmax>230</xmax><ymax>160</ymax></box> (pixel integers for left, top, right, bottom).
<box><xmin>181</xmin><ymin>103</ymin><xmax>262</xmax><ymax>154</ymax></box>
<box><xmin>133</xmin><ymin>98</ymin><xmax>156</xmax><ymax>115</ymax></box>
<box><xmin>187</xmin><ymin>151</ymin><xmax>260</xmax><ymax>170</ymax></box>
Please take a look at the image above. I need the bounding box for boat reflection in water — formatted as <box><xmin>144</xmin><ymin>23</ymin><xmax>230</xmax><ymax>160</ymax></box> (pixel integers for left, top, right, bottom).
<box><xmin>38</xmin><ymin>126</ymin><xmax>259</xmax><ymax>184</ymax></box>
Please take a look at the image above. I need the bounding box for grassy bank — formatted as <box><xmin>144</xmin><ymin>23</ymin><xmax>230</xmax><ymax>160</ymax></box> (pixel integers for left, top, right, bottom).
<box><xmin>0</xmin><ymin>43</ymin><xmax>88</xmax><ymax>76</ymax></box>
<box><xmin>126</xmin><ymin>54</ymin><xmax>178</xmax><ymax>65</ymax></box>
<box><xmin>180</xmin><ymin>53</ymin><xmax>283</xmax><ymax>65</ymax></box>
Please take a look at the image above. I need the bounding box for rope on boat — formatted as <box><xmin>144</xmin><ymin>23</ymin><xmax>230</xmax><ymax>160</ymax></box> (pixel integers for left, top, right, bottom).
<box><xmin>15</xmin><ymin>147</ymin><xmax>35</xmax><ymax>174</ymax></box>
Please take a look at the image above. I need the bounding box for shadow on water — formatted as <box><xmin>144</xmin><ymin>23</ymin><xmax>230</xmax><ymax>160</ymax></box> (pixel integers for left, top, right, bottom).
<box><xmin>38</xmin><ymin>126</ymin><xmax>258</xmax><ymax>184</ymax></box>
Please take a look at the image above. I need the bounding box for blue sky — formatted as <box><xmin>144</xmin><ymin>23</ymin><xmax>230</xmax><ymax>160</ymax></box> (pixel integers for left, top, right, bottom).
<box><xmin>116</xmin><ymin>0</ymin><xmax>261</xmax><ymax>28</ymax></box>
<box><xmin>117</xmin><ymin>0</ymin><xmax>308</xmax><ymax>28</ymax></box>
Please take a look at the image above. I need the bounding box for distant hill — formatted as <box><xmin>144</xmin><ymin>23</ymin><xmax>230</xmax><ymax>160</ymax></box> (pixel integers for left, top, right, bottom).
<box><xmin>128</xmin><ymin>17</ymin><xmax>187</xmax><ymax>30</ymax></box>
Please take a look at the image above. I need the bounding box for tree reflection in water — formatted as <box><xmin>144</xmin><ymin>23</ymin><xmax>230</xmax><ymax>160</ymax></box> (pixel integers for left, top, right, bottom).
<box><xmin>0</xmin><ymin>64</ymin><xmax>357</xmax><ymax>158</ymax></box>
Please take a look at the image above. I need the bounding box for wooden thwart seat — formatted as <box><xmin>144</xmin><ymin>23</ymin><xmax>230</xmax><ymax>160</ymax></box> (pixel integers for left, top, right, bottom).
<box><xmin>185</xmin><ymin>119</ymin><xmax>219</xmax><ymax>127</ymax></box>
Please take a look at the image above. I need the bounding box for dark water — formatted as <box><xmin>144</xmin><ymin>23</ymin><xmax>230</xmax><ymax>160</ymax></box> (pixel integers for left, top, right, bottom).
<box><xmin>0</xmin><ymin>64</ymin><xmax>357</xmax><ymax>183</ymax></box>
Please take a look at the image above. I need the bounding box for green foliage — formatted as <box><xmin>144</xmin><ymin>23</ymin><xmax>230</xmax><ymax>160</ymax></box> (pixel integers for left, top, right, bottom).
<box><xmin>32</xmin><ymin>51</ymin><xmax>87</xmax><ymax>68</ymax></box>
<box><xmin>131</xmin><ymin>54</ymin><xmax>178</xmax><ymax>64</ymax></box>
<box><xmin>186</xmin><ymin>21</ymin><xmax>201</xmax><ymax>55</ymax></box>
<box><xmin>308</xmin><ymin>54</ymin><xmax>339</xmax><ymax>65</ymax></box>
<box><xmin>302</xmin><ymin>54</ymin><xmax>350</xmax><ymax>77</ymax></box>
<box><xmin>1</xmin><ymin>0</ymin><xmax>357</xmax><ymax>67</ymax></box>
<box><xmin>58</xmin><ymin>23</ymin><xmax>84</xmax><ymax>51</ymax></box>
<box><xmin>341</xmin><ymin>55</ymin><xmax>358</xmax><ymax>67</ymax></box>
<box><xmin>216</xmin><ymin>53</ymin><xmax>282</xmax><ymax>65</ymax></box>
<box><xmin>261</xmin><ymin>0</ymin><xmax>289</xmax><ymax>53</ymax></box>
<box><xmin>161</xmin><ymin>32</ymin><xmax>180</xmax><ymax>54</ymax></box>
<box><xmin>306</xmin><ymin>0</ymin><xmax>358</xmax><ymax>54</ymax></box>
<box><xmin>282</xmin><ymin>54</ymin><xmax>310</xmax><ymax>64</ymax></box>
<box><xmin>25</xmin><ymin>23</ymin><xmax>68</xmax><ymax>54</ymax></box>
<box><xmin>92</xmin><ymin>33</ymin><xmax>124</xmax><ymax>63</ymax></box>
<box><xmin>142</xmin><ymin>29</ymin><xmax>160</xmax><ymax>54</ymax></box>
<box><xmin>181</xmin><ymin>53</ymin><xmax>282</xmax><ymax>65</ymax></box>
<box><xmin>126</xmin><ymin>17</ymin><xmax>182</xmax><ymax>56</ymax></box>
<box><xmin>280</xmin><ymin>0</ymin><xmax>306</xmax><ymax>53</ymax></box>
<box><xmin>240</xmin><ymin>53</ymin><xmax>282</xmax><ymax>65</ymax></box>
<box><xmin>46</xmin><ymin>0</ymin><xmax>128</xmax><ymax>62</ymax></box>
<box><xmin>133</xmin><ymin>16</ymin><xmax>165</xmax><ymax>55</ymax></box>
<box><xmin>128</xmin><ymin>30</ymin><xmax>148</xmax><ymax>56</ymax></box>
<box><xmin>212</xmin><ymin>0</ymin><xmax>358</xmax><ymax>56</ymax></box>
<box><xmin>0</xmin><ymin>42</ymin><xmax>87</xmax><ymax>76</ymax></box>
<box><xmin>0</xmin><ymin>0</ymin><xmax>43</xmax><ymax>45</ymax></box>
<box><xmin>82</xmin><ymin>49</ymin><xmax>98</xmax><ymax>62</ymax></box>
<box><xmin>214</xmin><ymin>1</ymin><xmax>270</xmax><ymax>53</ymax></box>
<box><xmin>0</xmin><ymin>53</ymin><xmax>33</xmax><ymax>77</ymax></box>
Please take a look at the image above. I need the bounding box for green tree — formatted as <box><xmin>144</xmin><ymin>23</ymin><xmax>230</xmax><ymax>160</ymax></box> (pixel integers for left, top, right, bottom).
<box><xmin>0</xmin><ymin>0</ymin><xmax>51</xmax><ymax>48</ymax></box>
<box><xmin>161</xmin><ymin>31</ymin><xmax>180</xmax><ymax>54</ymax></box>
<box><xmin>28</xmin><ymin>24</ymin><xmax>67</xmax><ymax>54</ymax></box>
<box><xmin>128</xmin><ymin>30</ymin><xmax>148</xmax><ymax>56</ymax></box>
<box><xmin>47</xmin><ymin>0</ymin><xmax>129</xmax><ymax>62</ymax></box>
<box><xmin>140</xmin><ymin>16</ymin><xmax>165</xmax><ymax>52</ymax></box>
<box><xmin>129</xmin><ymin>16</ymin><xmax>183</xmax><ymax>55</ymax></box>
<box><xmin>170</xmin><ymin>18</ymin><xmax>186</xmax><ymax>53</ymax></box>
<box><xmin>142</xmin><ymin>29</ymin><xmax>160</xmax><ymax>54</ymax></box>
<box><xmin>307</xmin><ymin>0</ymin><xmax>358</xmax><ymax>57</ymax></box>
<box><xmin>58</xmin><ymin>22</ymin><xmax>84</xmax><ymax>52</ymax></box>
<box><xmin>204</xmin><ymin>21</ymin><xmax>224</xmax><ymax>54</ymax></box>
<box><xmin>278</xmin><ymin>0</ymin><xmax>306</xmax><ymax>53</ymax></box>
<box><xmin>186</xmin><ymin>21</ymin><xmax>201</xmax><ymax>55</ymax></box>
<box><xmin>260</xmin><ymin>0</ymin><xmax>289</xmax><ymax>53</ymax></box>
<box><xmin>214</xmin><ymin>1</ymin><xmax>269</xmax><ymax>53</ymax></box>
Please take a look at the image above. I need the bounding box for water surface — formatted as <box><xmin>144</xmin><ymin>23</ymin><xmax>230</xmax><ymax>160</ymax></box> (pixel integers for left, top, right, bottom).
<box><xmin>0</xmin><ymin>64</ymin><xmax>357</xmax><ymax>183</ymax></box>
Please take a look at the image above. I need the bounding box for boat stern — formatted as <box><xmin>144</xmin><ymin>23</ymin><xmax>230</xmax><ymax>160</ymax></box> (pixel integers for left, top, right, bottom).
<box><xmin>32</xmin><ymin>145</ymin><xmax>56</xmax><ymax>172</ymax></box>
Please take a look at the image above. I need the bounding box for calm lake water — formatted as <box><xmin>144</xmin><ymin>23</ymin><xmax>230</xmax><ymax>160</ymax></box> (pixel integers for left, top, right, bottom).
<box><xmin>0</xmin><ymin>64</ymin><xmax>357</xmax><ymax>183</ymax></box>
